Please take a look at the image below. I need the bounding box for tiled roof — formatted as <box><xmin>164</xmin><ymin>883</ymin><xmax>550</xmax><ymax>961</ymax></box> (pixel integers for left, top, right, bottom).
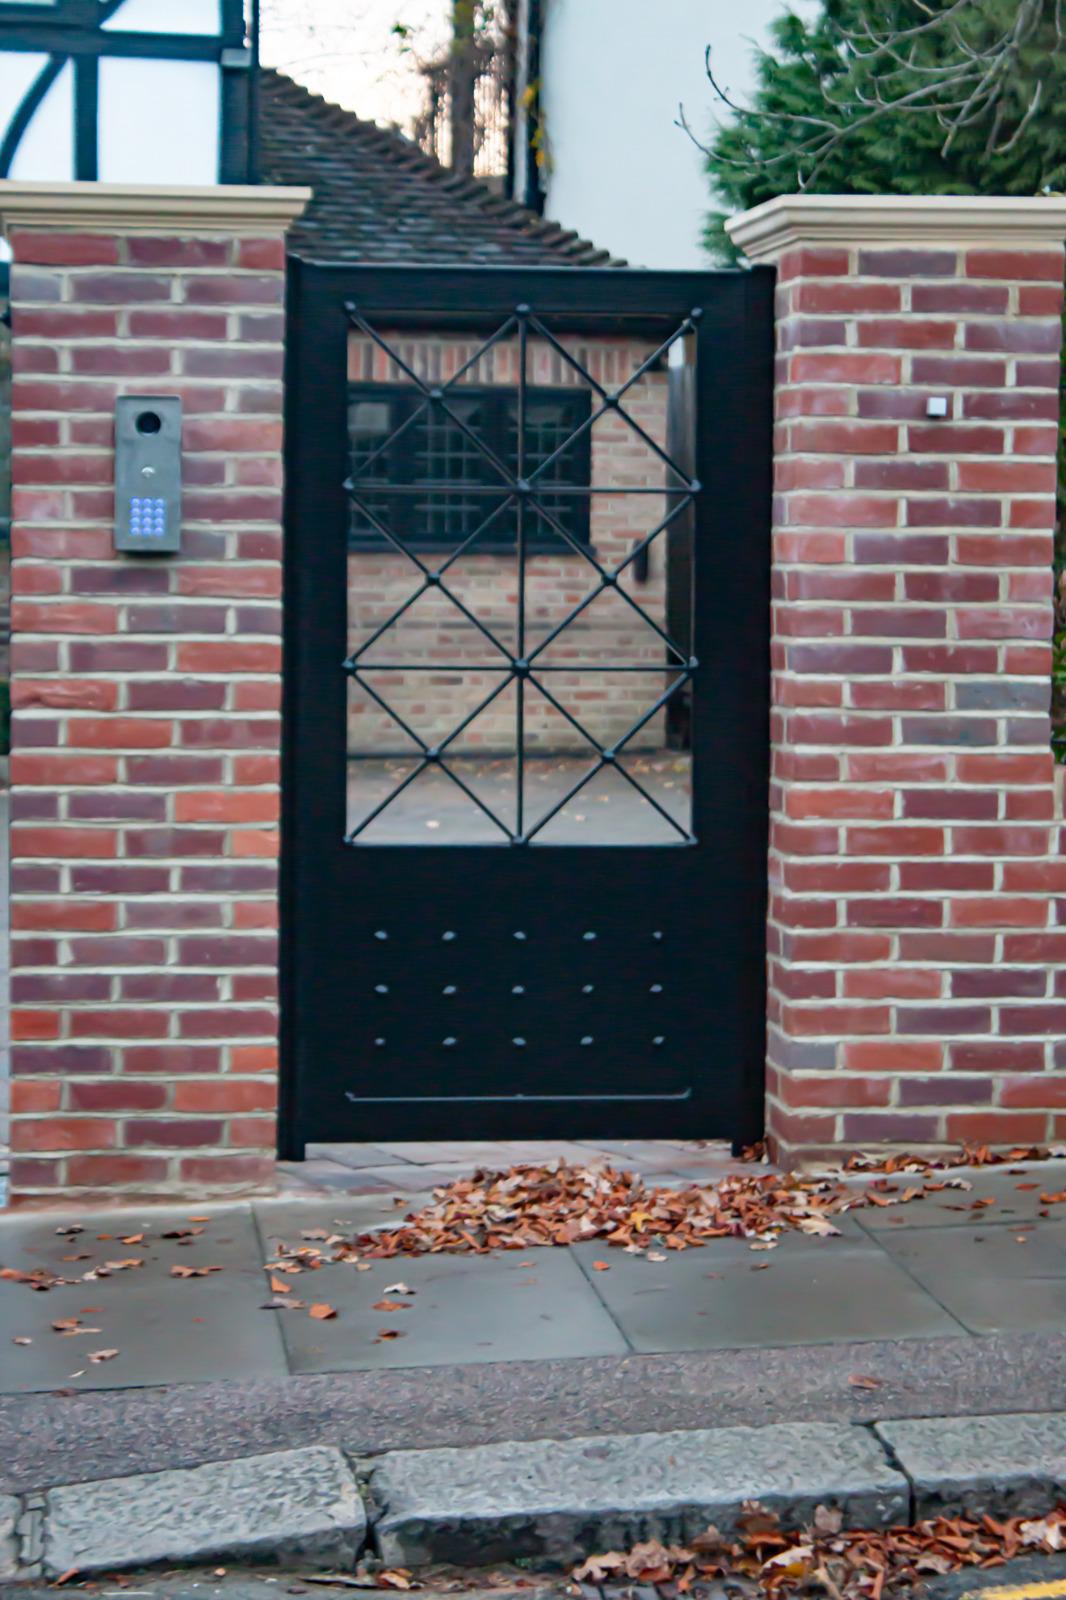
<box><xmin>257</xmin><ymin>68</ymin><xmax>622</xmax><ymax>267</ymax></box>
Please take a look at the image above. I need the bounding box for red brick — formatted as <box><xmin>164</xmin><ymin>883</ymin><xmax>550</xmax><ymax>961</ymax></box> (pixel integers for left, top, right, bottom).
<box><xmin>951</xmin><ymin>1041</ymin><xmax>1046</xmax><ymax>1073</ymax></box>
<box><xmin>1000</xmin><ymin>1076</ymin><xmax>1066</xmax><ymax>1109</ymax></box>
<box><xmin>848</xmin><ymin>899</ymin><xmax>944</xmax><ymax>929</ymax></box>
<box><xmin>172</xmin><ymin>1080</ymin><xmax>277</xmax><ymax>1113</ymax></box>
<box><xmin>957</xmin><ymin>461</ymin><xmax>1057</xmax><ymax>494</ymax></box>
<box><xmin>238</xmin><ymin>237</ymin><xmax>287</xmax><ymax>270</ymax></box>
<box><xmin>125</xmin><ymin>1119</ymin><xmax>224</xmax><ymax>1148</ymax></box>
<box><xmin>179</xmin><ymin>1153</ymin><xmax>276</xmax><ymax>1186</ymax></box>
<box><xmin>790</xmin><ymin>420</ymin><xmax>898</xmax><ymax>454</ymax></box>
<box><xmin>791</xmin><ymin>352</ymin><xmax>902</xmax><ymax>386</ymax></box>
<box><xmin>778</xmin><ymin>247</ymin><xmax>851</xmax><ymax>280</ymax></box>
<box><xmin>69</xmin><ymin>719</ymin><xmax>173</xmax><ymax>749</ymax></box>
<box><xmin>793</xmin><ymin>282</ymin><xmax>900</xmax><ymax>314</ymax></box>
<box><xmin>127</xmin><ymin>236</ymin><xmax>229</xmax><ymax>267</ymax></box>
<box><xmin>66</xmin><ymin>1154</ymin><xmax>169</xmax><ymax>1186</ymax></box>
<box><xmin>965</xmin><ymin>248</ymin><xmax>1064</xmax><ymax>282</ymax></box>
<box><xmin>10</xmin><ymin>231</ymin><xmax>120</xmax><ymax>266</ymax></box>
<box><xmin>842</xmin><ymin>1112</ymin><xmax>941</xmax><ymax>1143</ymax></box>
<box><xmin>843</xmin><ymin>969</ymin><xmax>942</xmax><ymax>1000</ymax></box>
<box><xmin>857</xmin><ymin>318</ymin><xmax>956</xmax><ymax>350</ymax></box>
<box><xmin>946</xmin><ymin>1110</ymin><xmax>1050</xmax><ymax>1144</ymax></box>
<box><xmin>69</xmin><ymin>1081</ymin><xmax>169</xmax><ymax>1112</ymax></box>
<box><xmin>16</xmin><ymin>1116</ymin><xmax>118</xmax><ymax>1151</ymax></box>
<box><xmin>950</xmin><ymin>898</ymin><xmax>1049</xmax><ymax>928</ymax></box>
<box><xmin>69</xmin><ymin>1010</ymin><xmax>170</xmax><ymax>1039</ymax></box>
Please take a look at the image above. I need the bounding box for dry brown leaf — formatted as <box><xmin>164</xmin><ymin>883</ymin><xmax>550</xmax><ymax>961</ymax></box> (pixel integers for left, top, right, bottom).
<box><xmin>309</xmin><ymin>1303</ymin><xmax>337</xmax><ymax>1320</ymax></box>
<box><xmin>88</xmin><ymin>1348</ymin><xmax>118</xmax><ymax>1364</ymax></box>
<box><xmin>371</xmin><ymin>1299</ymin><xmax>410</xmax><ymax>1312</ymax></box>
<box><xmin>848</xmin><ymin>1374</ymin><xmax>883</xmax><ymax>1390</ymax></box>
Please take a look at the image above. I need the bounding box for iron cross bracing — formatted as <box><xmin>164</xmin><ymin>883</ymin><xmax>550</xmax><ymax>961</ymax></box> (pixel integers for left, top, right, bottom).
<box><xmin>343</xmin><ymin>299</ymin><xmax>702</xmax><ymax>847</ymax></box>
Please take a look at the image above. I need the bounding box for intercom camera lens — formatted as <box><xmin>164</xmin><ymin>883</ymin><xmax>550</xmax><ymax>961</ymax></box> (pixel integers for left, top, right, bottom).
<box><xmin>136</xmin><ymin>411</ymin><xmax>162</xmax><ymax>435</ymax></box>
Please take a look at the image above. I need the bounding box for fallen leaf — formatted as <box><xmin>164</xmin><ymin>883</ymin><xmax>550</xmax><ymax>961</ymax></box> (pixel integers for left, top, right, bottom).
<box><xmin>848</xmin><ymin>1374</ymin><xmax>883</xmax><ymax>1390</ymax></box>
<box><xmin>375</xmin><ymin>1328</ymin><xmax>405</xmax><ymax>1340</ymax></box>
<box><xmin>120</xmin><ymin>1234</ymin><xmax>144</xmax><ymax>1245</ymax></box>
<box><xmin>383</xmin><ymin>1282</ymin><xmax>415</xmax><ymax>1296</ymax></box>
<box><xmin>12</xmin><ymin>1337</ymin><xmax>31</xmax><ymax>1346</ymax></box>
<box><xmin>269</xmin><ymin>1275</ymin><xmax>290</xmax><ymax>1294</ymax></box>
<box><xmin>592</xmin><ymin>1260</ymin><xmax>610</xmax><ymax>1271</ymax></box>
<box><xmin>309</xmin><ymin>1303</ymin><xmax>337</xmax><ymax>1320</ymax></box>
<box><xmin>813</xmin><ymin>1505</ymin><xmax>843</xmax><ymax>1535</ymax></box>
<box><xmin>88</xmin><ymin>1349</ymin><xmax>118</xmax><ymax>1364</ymax></box>
<box><xmin>372</xmin><ymin>1299</ymin><xmax>409</xmax><ymax>1312</ymax></box>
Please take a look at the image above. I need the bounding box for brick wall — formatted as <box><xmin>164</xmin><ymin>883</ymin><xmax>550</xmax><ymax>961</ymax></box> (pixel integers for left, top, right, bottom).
<box><xmin>4</xmin><ymin>189</ymin><xmax>305</xmax><ymax>1203</ymax></box>
<box><xmin>728</xmin><ymin>201</ymin><xmax>1066</xmax><ymax>1161</ymax></box>
<box><xmin>347</xmin><ymin>331</ymin><xmax>672</xmax><ymax>755</ymax></box>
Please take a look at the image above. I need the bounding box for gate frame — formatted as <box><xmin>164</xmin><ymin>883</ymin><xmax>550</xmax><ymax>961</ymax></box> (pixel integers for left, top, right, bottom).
<box><xmin>279</xmin><ymin>261</ymin><xmax>774</xmax><ymax>1159</ymax></box>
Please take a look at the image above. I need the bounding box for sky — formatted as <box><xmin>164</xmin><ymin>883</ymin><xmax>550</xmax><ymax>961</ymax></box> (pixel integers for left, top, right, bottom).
<box><xmin>259</xmin><ymin>0</ymin><xmax>449</xmax><ymax>130</ymax></box>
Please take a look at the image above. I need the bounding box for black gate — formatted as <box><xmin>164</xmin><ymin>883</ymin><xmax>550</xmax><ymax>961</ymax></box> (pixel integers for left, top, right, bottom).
<box><xmin>281</xmin><ymin>262</ymin><xmax>773</xmax><ymax>1156</ymax></box>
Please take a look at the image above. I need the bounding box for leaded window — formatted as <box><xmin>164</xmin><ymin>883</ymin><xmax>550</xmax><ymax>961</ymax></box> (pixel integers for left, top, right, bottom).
<box><xmin>348</xmin><ymin>385</ymin><xmax>592</xmax><ymax>551</ymax></box>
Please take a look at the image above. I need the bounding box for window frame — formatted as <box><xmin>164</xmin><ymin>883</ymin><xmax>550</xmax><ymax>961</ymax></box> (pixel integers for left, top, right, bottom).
<box><xmin>347</xmin><ymin>382</ymin><xmax>593</xmax><ymax>555</ymax></box>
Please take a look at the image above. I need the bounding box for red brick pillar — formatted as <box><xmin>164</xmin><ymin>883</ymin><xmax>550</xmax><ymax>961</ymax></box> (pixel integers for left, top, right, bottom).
<box><xmin>3</xmin><ymin>182</ymin><xmax>308</xmax><ymax>1204</ymax></box>
<box><xmin>727</xmin><ymin>196</ymin><xmax>1066</xmax><ymax>1163</ymax></box>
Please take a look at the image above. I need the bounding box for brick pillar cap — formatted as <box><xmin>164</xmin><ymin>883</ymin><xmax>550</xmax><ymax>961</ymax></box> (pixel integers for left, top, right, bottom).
<box><xmin>727</xmin><ymin>192</ymin><xmax>1066</xmax><ymax>260</ymax></box>
<box><xmin>0</xmin><ymin>180</ymin><xmax>311</xmax><ymax>237</ymax></box>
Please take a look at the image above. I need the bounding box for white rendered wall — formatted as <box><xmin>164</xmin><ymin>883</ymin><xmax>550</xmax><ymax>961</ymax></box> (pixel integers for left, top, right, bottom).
<box><xmin>536</xmin><ymin>0</ymin><xmax>808</xmax><ymax>268</ymax></box>
<box><xmin>9</xmin><ymin>58</ymin><xmax>73</xmax><ymax>182</ymax></box>
<box><xmin>98</xmin><ymin>57</ymin><xmax>220</xmax><ymax>184</ymax></box>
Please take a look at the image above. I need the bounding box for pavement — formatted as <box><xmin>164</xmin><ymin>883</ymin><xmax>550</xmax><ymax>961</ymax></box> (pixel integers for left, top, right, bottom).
<box><xmin>5</xmin><ymin>1143</ymin><xmax>1066</xmax><ymax>1581</ymax></box>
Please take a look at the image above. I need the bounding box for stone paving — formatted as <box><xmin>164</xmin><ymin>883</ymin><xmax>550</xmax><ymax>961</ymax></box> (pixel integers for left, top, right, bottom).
<box><xmin>2</xmin><ymin>1143</ymin><xmax>1066</xmax><ymax>1396</ymax></box>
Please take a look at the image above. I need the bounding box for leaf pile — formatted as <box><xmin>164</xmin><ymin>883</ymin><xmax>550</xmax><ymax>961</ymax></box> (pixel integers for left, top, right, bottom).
<box><xmin>341</xmin><ymin>1162</ymin><xmax>964</xmax><ymax>1258</ymax></box>
<box><xmin>573</xmin><ymin>1501</ymin><xmax>1066</xmax><ymax>1599</ymax></box>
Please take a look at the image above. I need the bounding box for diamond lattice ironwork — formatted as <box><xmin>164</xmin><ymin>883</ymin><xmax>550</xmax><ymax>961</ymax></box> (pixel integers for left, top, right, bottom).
<box><xmin>343</xmin><ymin>301</ymin><xmax>701</xmax><ymax>846</ymax></box>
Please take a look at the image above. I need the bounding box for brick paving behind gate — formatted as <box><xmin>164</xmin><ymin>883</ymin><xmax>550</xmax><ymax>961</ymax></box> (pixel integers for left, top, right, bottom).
<box><xmin>764</xmin><ymin>236</ymin><xmax>1066</xmax><ymax>1158</ymax></box>
<box><xmin>6</xmin><ymin>227</ymin><xmax>288</xmax><ymax>1200</ymax></box>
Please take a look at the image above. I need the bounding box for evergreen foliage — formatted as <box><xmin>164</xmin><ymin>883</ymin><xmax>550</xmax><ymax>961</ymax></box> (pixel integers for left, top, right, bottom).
<box><xmin>705</xmin><ymin>0</ymin><xmax>1066</xmax><ymax>262</ymax></box>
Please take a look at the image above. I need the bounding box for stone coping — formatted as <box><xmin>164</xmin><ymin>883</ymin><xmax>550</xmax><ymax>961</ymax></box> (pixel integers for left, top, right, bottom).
<box><xmin>727</xmin><ymin>193</ymin><xmax>1066</xmax><ymax>259</ymax></box>
<box><xmin>0</xmin><ymin>180</ymin><xmax>311</xmax><ymax>237</ymax></box>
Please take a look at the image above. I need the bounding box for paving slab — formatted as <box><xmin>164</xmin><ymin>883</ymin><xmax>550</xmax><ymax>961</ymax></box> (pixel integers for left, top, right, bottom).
<box><xmin>0</xmin><ymin>1498</ymin><xmax>17</xmax><ymax>1581</ymax></box>
<box><xmin>851</xmin><ymin>1165</ymin><xmax>1066</xmax><ymax>1232</ymax></box>
<box><xmin>305</xmin><ymin>1145</ymin><xmax>409</xmax><ymax>1170</ymax></box>
<box><xmin>254</xmin><ymin>1195</ymin><xmax>433</xmax><ymax>1242</ymax></box>
<box><xmin>43</xmin><ymin>1446</ymin><xmax>365</xmax><ymax>1577</ymax></box>
<box><xmin>877</xmin><ymin>1412</ymin><xmax>1066</xmax><ymax>1518</ymax></box>
<box><xmin>271</xmin><ymin>1245</ymin><xmax>628</xmax><ymax>1373</ymax></box>
<box><xmin>570</xmin><ymin>1235</ymin><xmax>963</xmax><ymax>1352</ymax></box>
<box><xmin>368</xmin><ymin>1421</ymin><xmax>909</xmax><ymax>1567</ymax></box>
<box><xmin>0</xmin><ymin>1205</ymin><xmax>287</xmax><ymax>1394</ymax></box>
<box><xmin>876</xmin><ymin>1224</ymin><xmax>1066</xmax><ymax>1334</ymax></box>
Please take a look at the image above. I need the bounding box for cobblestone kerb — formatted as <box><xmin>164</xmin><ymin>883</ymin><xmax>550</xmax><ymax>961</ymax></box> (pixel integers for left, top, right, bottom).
<box><xmin>4</xmin><ymin>1412</ymin><xmax>1066</xmax><ymax>1580</ymax></box>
